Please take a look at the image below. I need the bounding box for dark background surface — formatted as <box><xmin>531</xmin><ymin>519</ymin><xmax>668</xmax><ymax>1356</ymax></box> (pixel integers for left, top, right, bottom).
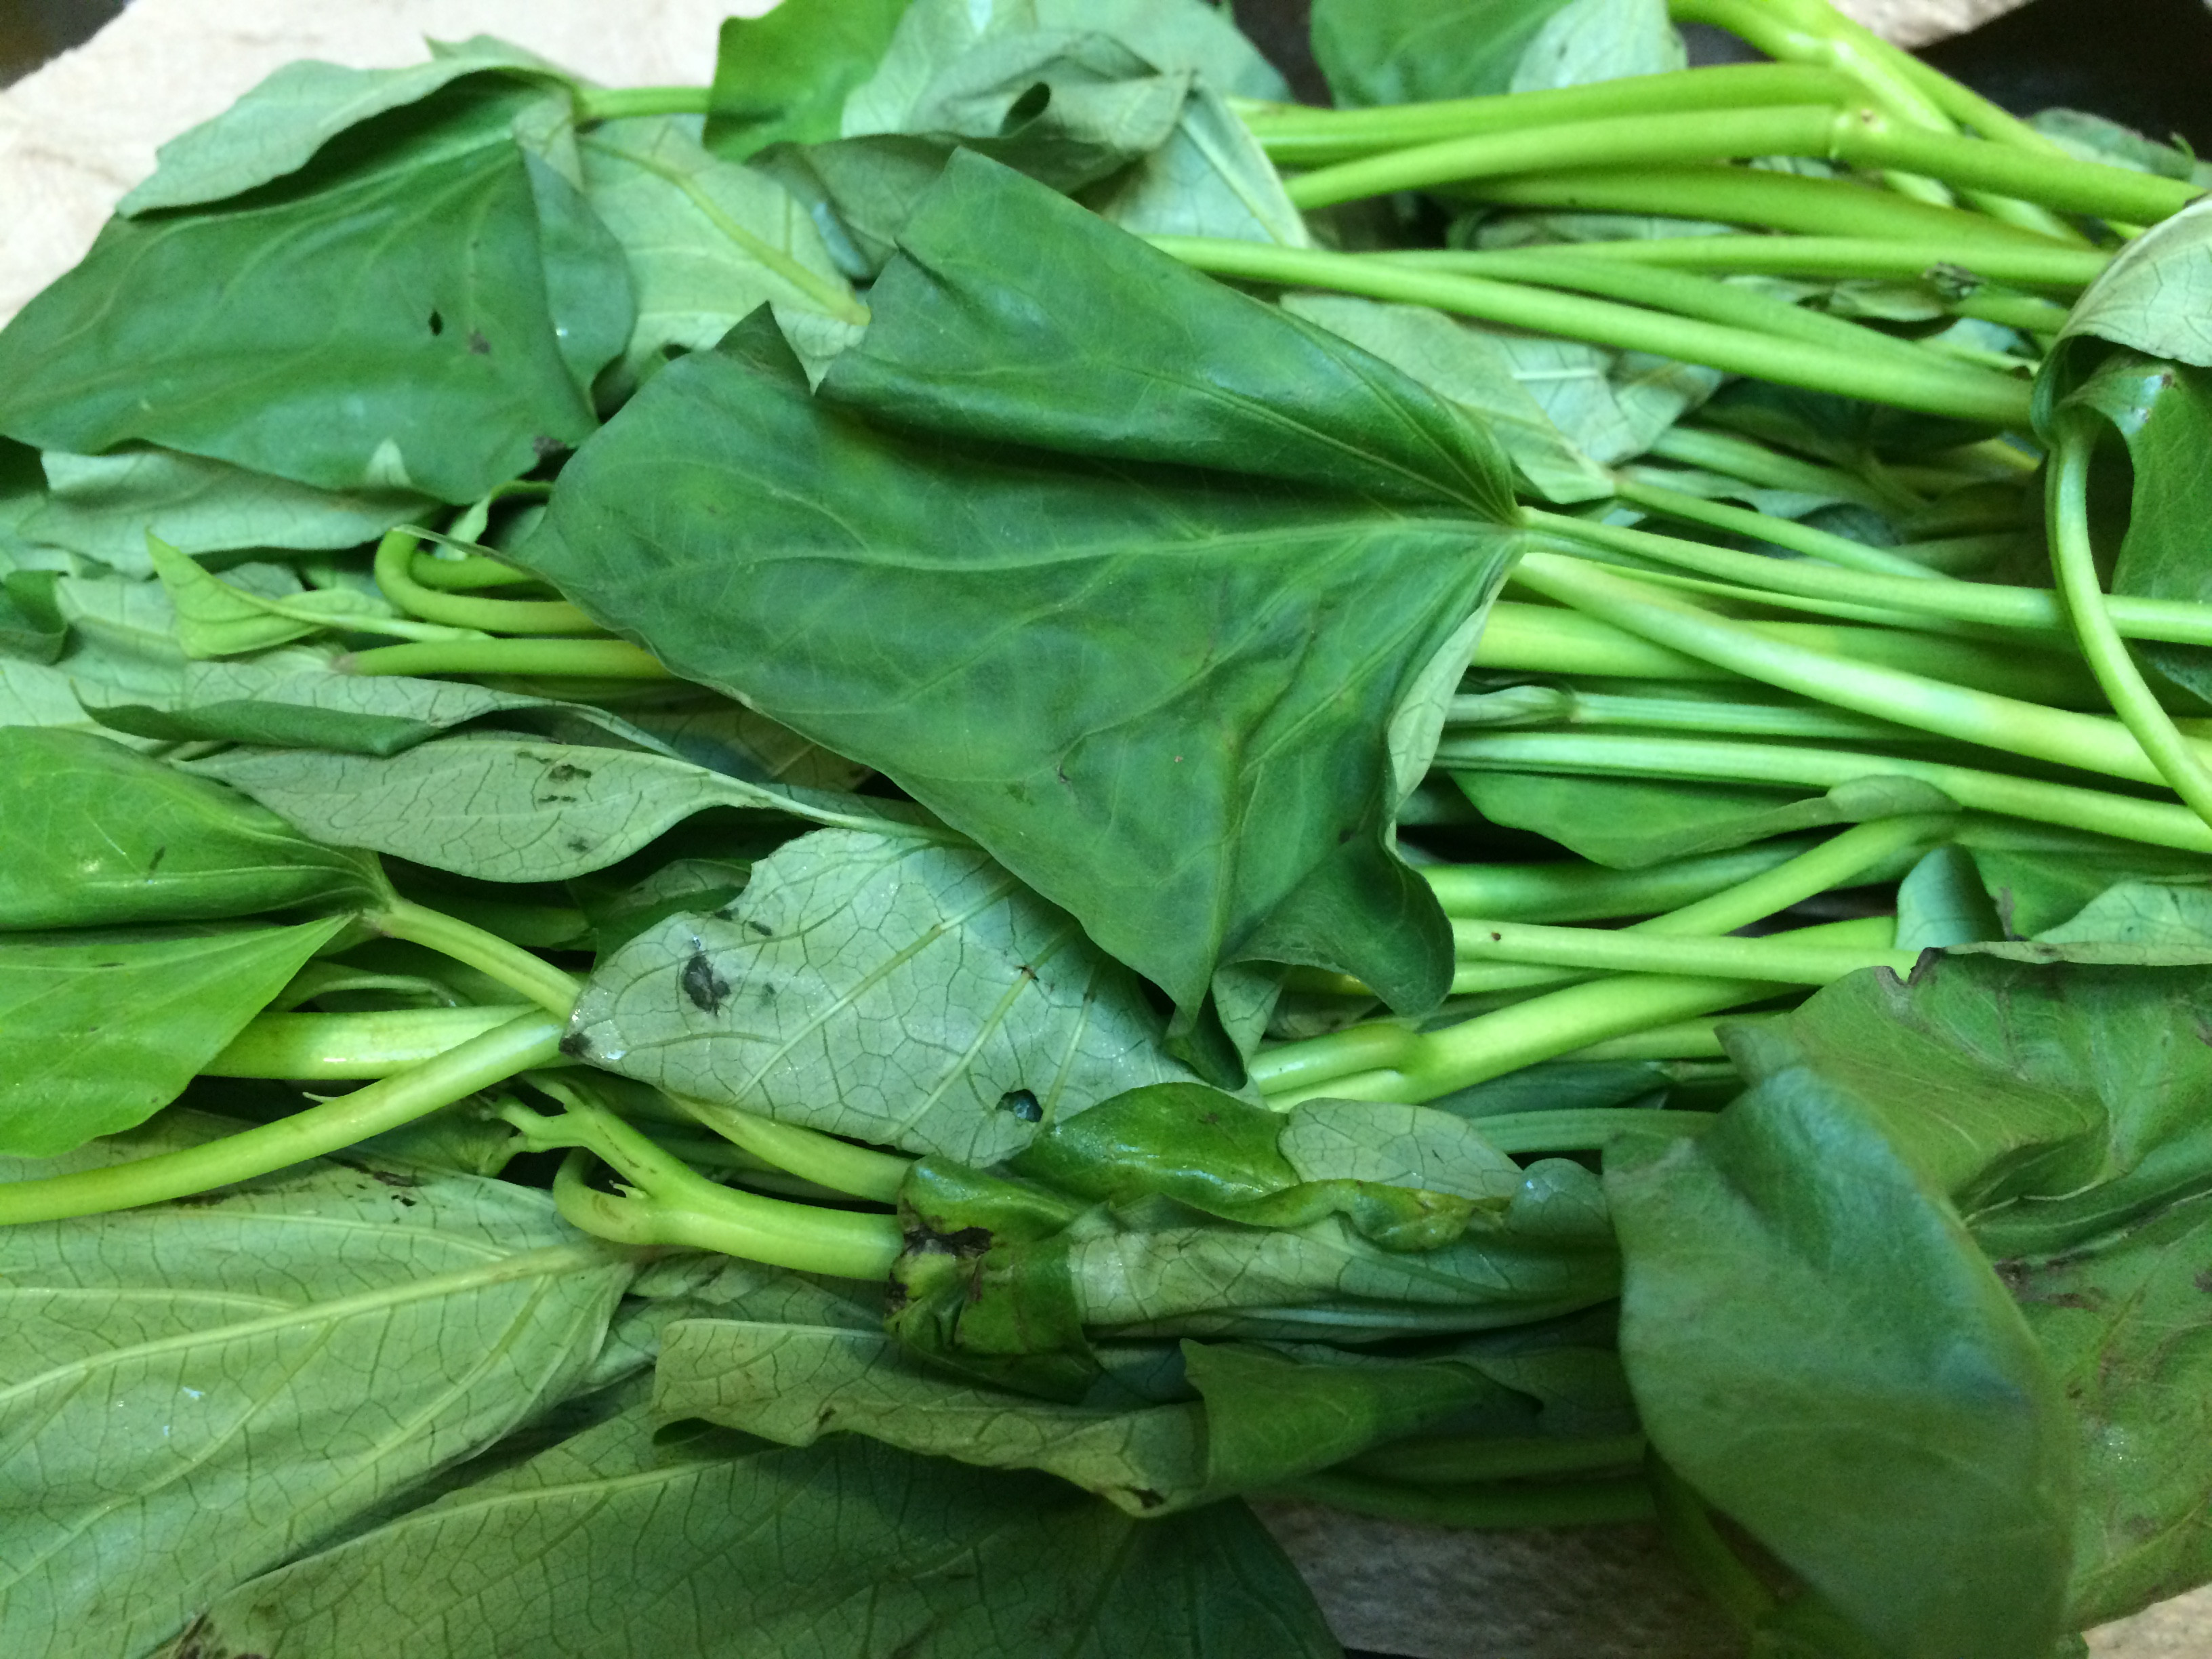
<box><xmin>1</xmin><ymin>1</ymin><xmax>2204</xmax><ymax>1655</ymax></box>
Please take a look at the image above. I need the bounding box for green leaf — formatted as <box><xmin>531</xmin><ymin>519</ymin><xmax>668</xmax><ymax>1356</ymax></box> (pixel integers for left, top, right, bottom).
<box><xmin>0</xmin><ymin>1155</ymin><xmax>628</xmax><ymax>1658</ymax></box>
<box><xmin>577</xmin><ymin>115</ymin><xmax>862</xmax><ymax>393</ymax></box>
<box><xmin>1284</xmin><ymin>293</ymin><xmax>1613</xmax><ymax>503</ymax></box>
<box><xmin>148</xmin><ymin>537</ymin><xmax>419</xmax><ymax>657</ymax></box>
<box><xmin>1970</xmin><ymin>842</ymin><xmax>2212</xmax><ymax>938</ymax></box>
<box><xmin>0</xmin><ymin>918</ymin><xmax>346</xmax><ymax>1155</ymax></box>
<box><xmin>2029</xmin><ymin>107</ymin><xmax>2212</xmax><ymax>184</ymax></box>
<box><xmin>1082</xmin><ymin>83</ymin><xmax>1311</xmax><ymax>247</ymax></box>
<box><xmin>1605</xmin><ymin>1087</ymin><xmax>2074</xmax><ymax>1659</ymax></box>
<box><xmin>188</xmin><ymin>733</ymin><xmax>927</xmax><ymax>883</ymax></box>
<box><xmin>569</xmin><ymin>830</ymin><xmax>1198</xmax><ymax>1162</ymax></box>
<box><xmin>524</xmin><ymin>157</ymin><xmax>1519</xmax><ymax>1026</ymax></box>
<box><xmin>156</xmin><ymin>1404</ymin><xmax>1338</xmax><ymax>1659</ymax></box>
<box><xmin>0</xmin><ymin>569</ymin><xmax>64</xmax><ymax>662</ymax></box>
<box><xmin>2005</xmin><ymin>1193</ymin><xmax>2212</xmax><ymax>1626</ymax></box>
<box><xmin>844</xmin><ymin>0</ymin><xmax>1285</xmax><ymax>137</ymax></box>
<box><xmin>0</xmin><ymin>726</ymin><xmax>385</xmax><ymax>928</ymax></box>
<box><xmin>705</xmin><ymin>0</ymin><xmax>914</xmax><ymax>161</ymax></box>
<box><xmin>1894</xmin><ymin>843</ymin><xmax>2005</xmax><ymax>950</ymax></box>
<box><xmin>0</xmin><ymin>83</ymin><xmax>614</xmax><ymax>503</ymax></box>
<box><xmin>116</xmin><ymin>35</ymin><xmax>571</xmax><ymax>213</ymax></box>
<box><xmin>20</xmin><ymin>447</ymin><xmax>427</xmax><ymax>572</ymax></box>
<box><xmin>1456</xmin><ymin>771</ymin><xmax>1955</xmax><ymax>867</ymax></box>
<box><xmin>2053</xmin><ymin>194</ymin><xmax>2212</xmax><ymax>371</ymax></box>
<box><xmin>1313</xmin><ymin>0</ymin><xmax>1675</xmax><ymax>107</ymax></box>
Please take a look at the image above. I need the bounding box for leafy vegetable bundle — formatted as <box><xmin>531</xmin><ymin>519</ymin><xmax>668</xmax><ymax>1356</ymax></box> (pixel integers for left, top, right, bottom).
<box><xmin>7</xmin><ymin>0</ymin><xmax>2212</xmax><ymax>1654</ymax></box>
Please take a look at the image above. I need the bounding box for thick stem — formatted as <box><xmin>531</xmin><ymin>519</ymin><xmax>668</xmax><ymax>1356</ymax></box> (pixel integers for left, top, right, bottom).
<box><xmin>1609</xmin><ymin>476</ymin><xmax>1939</xmax><ymax>579</ymax></box>
<box><xmin>0</xmin><ymin>1013</ymin><xmax>565</xmax><ymax>1225</ymax></box>
<box><xmin>1512</xmin><ymin>552</ymin><xmax>2173</xmax><ymax>787</ymax></box>
<box><xmin>1563</xmin><ymin>1021</ymin><xmax>1732</xmax><ymax>1061</ymax></box>
<box><xmin>1532</xmin><ymin>501</ymin><xmax>2212</xmax><ymax>649</ymax></box>
<box><xmin>2048</xmin><ymin>425</ymin><xmax>2212</xmax><ymax>831</ymax></box>
<box><xmin>1153</xmin><ymin>237</ymin><xmax>2034</xmax><ymax>427</ymax></box>
<box><xmin>1436</xmin><ymin>731</ymin><xmax>2212</xmax><ymax>853</ymax></box>
<box><xmin>1450</xmin><ymin>919</ymin><xmax>1916</xmax><ymax>984</ymax></box>
<box><xmin>338</xmin><ymin>639</ymin><xmax>674</xmax><ymax>678</ymax></box>
<box><xmin>407</xmin><ymin>551</ymin><xmax>546</xmax><ymax>591</ymax></box>
<box><xmin>1423</xmin><ymin>841</ymin><xmax>1816</xmax><ymax>921</ymax></box>
<box><xmin>373</xmin><ymin>529</ymin><xmax>602</xmax><ymax>635</ymax></box>
<box><xmin>673</xmin><ymin>1093</ymin><xmax>911</xmax><ymax>1204</ymax></box>
<box><xmin>1466</xmin><ymin>164</ymin><xmax>2079</xmax><ymax>251</ymax></box>
<box><xmin>1240</xmin><ymin>64</ymin><xmax>1855</xmax><ymax>162</ymax></box>
<box><xmin>1469</xmin><ymin>1108</ymin><xmax>1720</xmax><ymax>1154</ymax></box>
<box><xmin>1517</xmin><ymin>233</ymin><xmax>2106</xmax><ymax>291</ymax></box>
<box><xmin>371</xmin><ymin>899</ymin><xmax>581</xmax><ymax>1015</ymax></box>
<box><xmin>1456</xmin><ymin>684</ymin><xmax>1917</xmax><ymax>743</ymax></box>
<box><xmin>204</xmin><ymin>1005</ymin><xmax>534</xmax><ymax>1078</ymax></box>
<box><xmin>533</xmin><ymin>1094</ymin><xmax>902</xmax><ymax>1280</ymax></box>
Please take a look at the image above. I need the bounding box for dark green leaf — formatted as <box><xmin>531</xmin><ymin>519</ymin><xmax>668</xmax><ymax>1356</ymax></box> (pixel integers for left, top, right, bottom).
<box><xmin>0</xmin><ymin>1151</ymin><xmax>628</xmax><ymax>1657</ymax></box>
<box><xmin>1971</xmin><ymin>842</ymin><xmax>2212</xmax><ymax>939</ymax></box>
<box><xmin>524</xmin><ymin>158</ymin><xmax>1518</xmax><ymax>1026</ymax></box>
<box><xmin>1893</xmin><ymin>843</ymin><xmax>2005</xmax><ymax>950</ymax></box>
<box><xmin>2007</xmin><ymin>1193</ymin><xmax>2212</xmax><ymax>1626</ymax></box>
<box><xmin>0</xmin><ymin>569</ymin><xmax>64</xmax><ymax>662</ymax></box>
<box><xmin>1455</xmin><ymin>771</ymin><xmax>1954</xmax><ymax>867</ymax></box>
<box><xmin>2051</xmin><ymin>194</ymin><xmax>2212</xmax><ymax>372</ymax></box>
<box><xmin>0</xmin><ymin>917</ymin><xmax>346</xmax><ymax>1155</ymax></box>
<box><xmin>0</xmin><ymin>727</ymin><xmax>385</xmax><ymax>928</ymax></box>
<box><xmin>1605</xmin><ymin>1082</ymin><xmax>2074</xmax><ymax>1659</ymax></box>
<box><xmin>705</xmin><ymin>0</ymin><xmax>914</xmax><ymax>161</ymax></box>
<box><xmin>0</xmin><ymin>83</ymin><xmax>613</xmax><ymax>502</ymax></box>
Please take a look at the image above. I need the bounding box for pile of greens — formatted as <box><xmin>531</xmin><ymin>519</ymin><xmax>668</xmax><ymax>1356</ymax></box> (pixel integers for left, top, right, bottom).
<box><xmin>8</xmin><ymin>0</ymin><xmax>2212</xmax><ymax>1653</ymax></box>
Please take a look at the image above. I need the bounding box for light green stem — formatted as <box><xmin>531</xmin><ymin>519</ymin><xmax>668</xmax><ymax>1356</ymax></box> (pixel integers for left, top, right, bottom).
<box><xmin>205</xmin><ymin>1006</ymin><xmax>534</xmax><ymax>1078</ymax></box>
<box><xmin>574</xmin><ymin>84</ymin><xmax>714</xmax><ymax>123</ymax></box>
<box><xmin>1423</xmin><ymin>841</ymin><xmax>1816</xmax><ymax>922</ymax></box>
<box><xmin>1437</xmin><ymin>731</ymin><xmax>2212</xmax><ymax>853</ymax></box>
<box><xmin>1469</xmin><ymin>1108</ymin><xmax>1719</xmax><ymax>1153</ymax></box>
<box><xmin>374</xmin><ymin>530</ymin><xmax>602</xmax><ymax>635</ymax></box>
<box><xmin>1284</xmin><ymin>103</ymin><xmax>2194</xmax><ymax>225</ymax></box>
<box><xmin>1643</xmin><ymin>426</ymin><xmax>1922</xmax><ymax>516</ymax></box>
<box><xmin>1239</xmin><ymin>63</ymin><xmax>1854</xmax><ymax>162</ymax></box>
<box><xmin>1610</xmin><ymin>475</ymin><xmax>1938</xmax><ymax>577</ymax></box>
<box><xmin>0</xmin><ymin>1013</ymin><xmax>565</xmax><ymax>1226</ymax></box>
<box><xmin>533</xmin><ymin>1096</ymin><xmax>901</xmax><ymax>1280</ymax></box>
<box><xmin>1453</xmin><ymin>683</ymin><xmax>1916</xmax><ymax>743</ymax></box>
<box><xmin>371</xmin><ymin>899</ymin><xmax>581</xmax><ymax>1015</ymax></box>
<box><xmin>1563</xmin><ymin>1020</ymin><xmax>1732</xmax><ymax>1061</ymax></box>
<box><xmin>407</xmin><ymin>552</ymin><xmax>546</xmax><ymax>591</ymax></box>
<box><xmin>2049</xmin><ymin>425</ymin><xmax>2212</xmax><ymax>832</ymax></box>
<box><xmin>1451</xmin><ymin>919</ymin><xmax>1915</xmax><ymax>983</ymax></box>
<box><xmin>340</xmin><ymin>639</ymin><xmax>674</xmax><ymax>678</ymax></box>
<box><xmin>1513</xmin><ymin>552</ymin><xmax>2173</xmax><ymax>787</ymax></box>
<box><xmin>1149</xmin><ymin>237</ymin><xmax>2032</xmax><ymax>428</ymax></box>
<box><xmin>1531</xmin><ymin>501</ymin><xmax>2212</xmax><ymax>648</ymax></box>
<box><xmin>1466</xmin><ymin>164</ymin><xmax>2075</xmax><ymax>250</ymax></box>
<box><xmin>1523</xmin><ymin>234</ymin><xmax>2106</xmax><ymax>291</ymax></box>
<box><xmin>674</xmin><ymin>1093</ymin><xmax>911</xmax><ymax>1204</ymax></box>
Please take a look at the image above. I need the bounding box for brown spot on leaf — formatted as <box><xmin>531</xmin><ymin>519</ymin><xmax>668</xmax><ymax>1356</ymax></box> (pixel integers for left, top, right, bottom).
<box><xmin>681</xmin><ymin>950</ymin><xmax>731</xmax><ymax>1015</ymax></box>
<box><xmin>468</xmin><ymin>329</ymin><xmax>491</xmax><ymax>355</ymax></box>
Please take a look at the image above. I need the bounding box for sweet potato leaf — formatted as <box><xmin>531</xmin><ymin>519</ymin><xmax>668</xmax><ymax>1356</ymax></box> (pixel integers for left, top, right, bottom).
<box><xmin>704</xmin><ymin>0</ymin><xmax>914</xmax><ymax>161</ymax></box>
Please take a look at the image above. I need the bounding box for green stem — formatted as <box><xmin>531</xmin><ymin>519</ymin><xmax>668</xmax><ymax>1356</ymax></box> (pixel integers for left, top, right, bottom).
<box><xmin>574</xmin><ymin>84</ymin><xmax>714</xmax><ymax>123</ymax></box>
<box><xmin>1513</xmin><ymin>551</ymin><xmax>2173</xmax><ymax>787</ymax></box>
<box><xmin>1240</xmin><ymin>63</ymin><xmax>1855</xmax><ymax>162</ymax></box>
<box><xmin>1475</xmin><ymin>600</ymin><xmax>1721</xmax><ymax>681</ymax></box>
<box><xmin>1349</xmin><ymin>1432</ymin><xmax>1650</xmax><ymax>1486</ymax></box>
<box><xmin>0</xmin><ymin>1013</ymin><xmax>565</xmax><ymax>1225</ymax></box>
<box><xmin>371</xmin><ymin>899</ymin><xmax>581</xmax><ymax>1015</ymax></box>
<box><xmin>374</xmin><ymin>529</ymin><xmax>602</xmax><ymax>635</ymax></box>
<box><xmin>1563</xmin><ymin>1020</ymin><xmax>1732</xmax><ymax>1061</ymax></box>
<box><xmin>1454</xmin><ymin>682</ymin><xmax>1917</xmax><ymax>743</ymax></box>
<box><xmin>1451</xmin><ymin>919</ymin><xmax>1915</xmax><ymax>984</ymax></box>
<box><xmin>1264</xmin><ymin>1470</ymin><xmax>1656</xmax><ymax>1529</ymax></box>
<box><xmin>1467</xmin><ymin>163</ymin><xmax>2077</xmax><ymax>249</ymax></box>
<box><xmin>1436</xmin><ymin>731</ymin><xmax>2212</xmax><ymax>853</ymax></box>
<box><xmin>579</xmin><ymin>132</ymin><xmax>870</xmax><ymax>325</ymax></box>
<box><xmin>1517</xmin><ymin>233</ymin><xmax>2106</xmax><ymax>290</ymax></box>
<box><xmin>1368</xmin><ymin>246</ymin><xmax>1965</xmax><ymax>379</ymax></box>
<box><xmin>1469</xmin><ymin>1108</ymin><xmax>1719</xmax><ymax>1153</ymax></box>
<box><xmin>407</xmin><ymin>552</ymin><xmax>547</xmax><ymax>591</ymax></box>
<box><xmin>2049</xmin><ymin>424</ymin><xmax>2212</xmax><ymax>831</ymax></box>
<box><xmin>1286</xmin><ymin>103</ymin><xmax>2196</xmax><ymax>225</ymax></box>
<box><xmin>1152</xmin><ymin>237</ymin><xmax>2033</xmax><ymax>427</ymax></box>
<box><xmin>1423</xmin><ymin>840</ymin><xmax>1818</xmax><ymax>921</ymax></box>
<box><xmin>1611</xmin><ymin>474</ymin><xmax>1940</xmax><ymax>578</ymax></box>
<box><xmin>673</xmin><ymin>1093</ymin><xmax>911</xmax><ymax>1204</ymax></box>
<box><xmin>1534</xmin><ymin>501</ymin><xmax>2212</xmax><ymax>649</ymax></box>
<box><xmin>1643</xmin><ymin>425</ymin><xmax>1924</xmax><ymax>516</ymax></box>
<box><xmin>338</xmin><ymin>638</ymin><xmax>674</xmax><ymax>678</ymax></box>
<box><xmin>204</xmin><ymin>1005</ymin><xmax>534</xmax><ymax>1078</ymax></box>
<box><xmin>528</xmin><ymin>1091</ymin><xmax>901</xmax><ymax>1280</ymax></box>
<box><xmin>1951</xmin><ymin>289</ymin><xmax>2072</xmax><ymax>334</ymax></box>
